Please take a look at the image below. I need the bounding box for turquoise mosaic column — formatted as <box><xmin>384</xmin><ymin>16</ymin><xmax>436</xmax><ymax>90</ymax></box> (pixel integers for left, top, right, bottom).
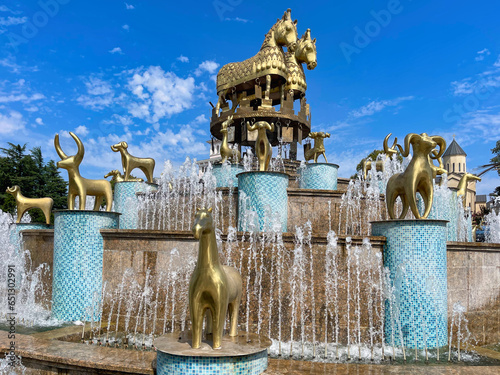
<box><xmin>52</xmin><ymin>210</ymin><xmax>119</xmax><ymax>321</ymax></box>
<box><xmin>371</xmin><ymin>219</ymin><xmax>448</xmax><ymax>349</ymax></box>
<box><xmin>299</xmin><ymin>163</ymin><xmax>339</xmax><ymax>190</ymax></box>
<box><xmin>212</xmin><ymin>164</ymin><xmax>244</xmax><ymax>188</ymax></box>
<box><xmin>9</xmin><ymin>223</ymin><xmax>53</xmax><ymax>251</ymax></box>
<box><xmin>238</xmin><ymin>171</ymin><xmax>288</xmax><ymax>232</ymax></box>
<box><xmin>114</xmin><ymin>181</ymin><xmax>156</xmax><ymax>229</ymax></box>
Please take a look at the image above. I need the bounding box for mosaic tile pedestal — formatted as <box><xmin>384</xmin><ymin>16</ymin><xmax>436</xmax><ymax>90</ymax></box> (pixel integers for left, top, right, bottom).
<box><xmin>9</xmin><ymin>222</ymin><xmax>53</xmax><ymax>251</ymax></box>
<box><xmin>371</xmin><ymin>219</ymin><xmax>448</xmax><ymax>349</ymax></box>
<box><xmin>237</xmin><ymin>171</ymin><xmax>288</xmax><ymax>232</ymax></box>
<box><xmin>298</xmin><ymin>163</ymin><xmax>339</xmax><ymax>190</ymax></box>
<box><xmin>155</xmin><ymin>331</ymin><xmax>271</xmax><ymax>375</ymax></box>
<box><xmin>213</xmin><ymin>164</ymin><xmax>244</xmax><ymax>188</ymax></box>
<box><xmin>114</xmin><ymin>181</ymin><xmax>157</xmax><ymax>229</ymax></box>
<box><xmin>52</xmin><ymin>210</ymin><xmax>119</xmax><ymax>321</ymax></box>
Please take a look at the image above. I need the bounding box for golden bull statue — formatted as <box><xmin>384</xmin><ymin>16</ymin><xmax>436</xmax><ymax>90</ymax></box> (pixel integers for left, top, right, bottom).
<box><xmin>246</xmin><ymin>121</ymin><xmax>274</xmax><ymax>171</ymax></box>
<box><xmin>305</xmin><ymin>132</ymin><xmax>330</xmax><ymax>163</ymax></box>
<box><xmin>385</xmin><ymin>133</ymin><xmax>446</xmax><ymax>219</ymax></box>
<box><xmin>189</xmin><ymin>208</ymin><xmax>242</xmax><ymax>349</ymax></box>
<box><xmin>55</xmin><ymin>132</ymin><xmax>113</xmax><ymax>211</ymax></box>
<box><xmin>6</xmin><ymin>186</ymin><xmax>53</xmax><ymax>225</ymax></box>
<box><xmin>110</xmin><ymin>141</ymin><xmax>155</xmax><ymax>184</ymax></box>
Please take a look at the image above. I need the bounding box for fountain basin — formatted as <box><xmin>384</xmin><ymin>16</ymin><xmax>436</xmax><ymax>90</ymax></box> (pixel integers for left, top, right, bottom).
<box><xmin>155</xmin><ymin>331</ymin><xmax>271</xmax><ymax>375</ymax></box>
<box><xmin>213</xmin><ymin>163</ymin><xmax>244</xmax><ymax>188</ymax></box>
<box><xmin>299</xmin><ymin>163</ymin><xmax>339</xmax><ymax>190</ymax></box>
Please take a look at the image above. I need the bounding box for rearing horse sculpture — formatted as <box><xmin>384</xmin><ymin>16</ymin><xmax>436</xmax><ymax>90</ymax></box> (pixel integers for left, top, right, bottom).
<box><xmin>386</xmin><ymin>133</ymin><xmax>446</xmax><ymax>219</ymax></box>
<box><xmin>189</xmin><ymin>208</ymin><xmax>242</xmax><ymax>349</ymax></box>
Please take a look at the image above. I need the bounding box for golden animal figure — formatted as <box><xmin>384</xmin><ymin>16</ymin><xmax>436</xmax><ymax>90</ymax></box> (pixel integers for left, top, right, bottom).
<box><xmin>363</xmin><ymin>134</ymin><xmax>398</xmax><ymax>179</ymax></box>
<box><xmin>472</xmin><ymin>218</ymin><xmax>483</xmax><ymax>242</ymax></box>
<box><xmin>189</xmin><ymin>208</ymin><xmax>242</xmax><ymax>350</ymax></box>
<box><xmin>385</xmin><ymin>133</ymin><xmax>446</xmax><ymax>219</ymax></box>
<box><xmin>104</xmin><ymin>170</ymin><xmax>144</xmax><ymax>183</ymax></box>
<box><xmin>456</xmin><ymin>172</ymin><xmax>481</xmax><ymax>205</ymax></box>
<box><xmin>220</xmin><ymin>115</ymin><xmax>241</xmax><ymax>164</ymax></box>
<box><xmin>110</xmin><ymin>141</ymin><xmax>155</xmax><ymax>183</ymax></box>
<box><xmin>284</xmin><ymin>28</ymin><xmax>317</xmax><ymax>97</ymax></box>
<box><xmin>6</xmin><ymin>186</ymin><xmax>53</xmax><ymax>225</ymax></box>
<box><xmin>429</xmin><ymin>149</ymin><xmax>447</xmax><ymax>184</ymax></box>
<box><xmin>55</xmin><ymin>132</ymin><xmax>113</xmax><ymax>211</ymax></box>
<box><xmin>305</xmin><ymin>132</ymin><xmax>330</xmax><ymax>163</ymax></box>
<box><xmin>246</xmin><ymin>121</ymin><xmax>274</xmax><ymax>171</ymax></box>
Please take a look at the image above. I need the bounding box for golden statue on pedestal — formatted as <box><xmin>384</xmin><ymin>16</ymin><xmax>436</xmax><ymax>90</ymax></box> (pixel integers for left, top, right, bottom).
<box><xmin>246</xmin><ymin>121</ymin><xmax>274</xmax><ymax>171</ymax></box>
<box><xmin>55</xmin><ymin>132</ymin><xmax>113</xmax><ymax>211</ymax></box>
<box><xmin>104</xmin><ymin>170</ymin><xmax>144</xmax><ymax>183</ymax></box>
<box><xmin>6</xmin><ymin>186</ymin><xmax>53</xmax><ymax>225</ymax></box>
<box><xmin>385</xmin><ymin>133</ymin><xmax>446</xmax><ymax>219</ymax></box>
<box><xmin>456</xmin><ymin>172</ymin><xmax>481</xmax><ymax>205</ymax></box>
<box><xmin>189</xmin><ymin>208</ymin><xmax>242</xmax><ymax>349</ymax></box>
<box><xmin>110</xmin><ymin>141</ymin><xmax>155</xmax><ymax>183</ymax></box>
<box><xmin>219</xmin><ymin>116</ymin><xmax>241</xmax><ymax>164</ymax></box>
<box><xmin>363</xmin><ymin>134</ymin><xmax>399</xmax><ymax>179</ymax></box>
<box><xmin>305</xmin><ymin>132</ymin><xmax>330</xmax><ymax>163</ymax></box>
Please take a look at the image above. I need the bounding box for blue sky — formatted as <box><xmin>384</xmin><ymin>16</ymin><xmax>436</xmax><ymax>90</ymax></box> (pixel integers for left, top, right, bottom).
<box><xmin>0</xmin><ymin>0</ymin><xmax>499</xmax><ymax>194</ymax></box>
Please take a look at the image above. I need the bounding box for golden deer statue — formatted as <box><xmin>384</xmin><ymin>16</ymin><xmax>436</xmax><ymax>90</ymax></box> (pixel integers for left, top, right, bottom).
<box><xmin>305</xmin><ymin>132</ymin><xmax>330</xmax><ymax>163</ymax></box>
<box><xmin>246</xmin><ymin>121</ymin><xmax>274</xmax><ymax>171</ymax></box>
<box><xmin>110</xmin><ymin>141</ymin><xmax>155</xmax><ymax>183</ymax></box>
<box><xmin>385</xmin><ymin>133</ymin><xmax>446</xmax><ymax>219</ymax></box>
<box><xmin>55</xmin><ymin>132</ymin><xmax>113</xmax><ymax>211</ymax></box>
<box><xmin>219</xmin><ymin>116</ymin><xmax>241</xmax><ymax>164</ymax></box>
<box><xmin>189</xmin><ymin>208</ymin><xmax>242</xmax><ymax>349</ymax></box>
<box><xmin>104</xmin><ymin>170</ymin><xmax>144</xmax><ymax>183</ymax></box>
<box><xmin>6</xmin><ymin>186</ymin><xmax>53</xmax><ymax>225</ymax></box>
<box><xmin>363</xmin><ymin>134</ymin><xmax>398</xmax><ymax>179</ymax></box>
<box><xmin>456</xmin><ymin>172</ymin><xmax>481</xmax><ymax>205</ymax></box>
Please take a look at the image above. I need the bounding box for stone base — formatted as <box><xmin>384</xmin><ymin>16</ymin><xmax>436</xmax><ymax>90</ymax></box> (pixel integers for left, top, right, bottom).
<box><xmin>155</xmin><ymin>331</ymin><xmax>271</xmax><ymax>375</ymax></box>
<box><xmin>114</xmin><ymin>181</ymin><xmax>157</xmax><ymax>229</ymax></box>
<box><xmin>299</xmin><ymin>163</ymin><xmax>339</xmax><ymax>190</ymax></box>
<box><xmin>9</xmin><ymin>222</ymin><xmax>53</xmax><ymax>249</ymax></box>
<box><xmin>213</xmin><ymin>164</ymin><xmax>245</xmax><ymax>188</ymax></box>
<box><xmin>237</xmin><ymin>171</ymin><xmax>289</xmax><ymax>232</ymax></box>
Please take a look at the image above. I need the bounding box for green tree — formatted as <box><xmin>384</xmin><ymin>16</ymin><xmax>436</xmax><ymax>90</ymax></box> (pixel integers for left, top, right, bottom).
<box><xmin>352</xmin><ymin>149</ymin><xmax>403</xmax><ymax>179</ymax></box>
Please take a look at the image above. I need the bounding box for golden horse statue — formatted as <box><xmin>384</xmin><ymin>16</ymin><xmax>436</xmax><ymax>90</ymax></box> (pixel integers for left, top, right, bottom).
<box><xmin>6</xmin><ymin>186</ymin><xmax>53</xmax><ymax>225</ymax></box>
<box><xmin>305</xmin><ymin>132</ymin><xmax>330</xmax><ymax>163</ymax></box>
<box><xmin>110</xmin><ymin>141</ymin><xmax>155</xmax><ymax>183</ymax></box>
<box><xmin>456</xmin><ymin>172</ymin><xmax>481</xmax><ymax>205</ymax></box>
<box><xmin>189</xmin><ymin>208</ymin><xmax>242</xmax><ymax>349</ymax></box>
<box><xmin>363</xmin><ymin>134</ymin><xmax>398</xmax><ymax>179</ymax></box>
<box><xmin>219</xmin><ymin>116</ymin><xmax>241</xmax><ymax>164</ymax></box>
<box><xmin>385</xmin><ymin>133</ymin><xmax>446</xmax><ymax>219</ymax></box>
<box><xmin>104</xmin><ymin>170</ymin><xmax>144</xmax><ymax>183</ymax></box>
<box><xmin>55</xmin><ymin>132</ymin><xmax>113</xmax><ymax>211</ymax></box>
<box><xmin>246</xmin><ymin>121</ymin><xmax>274</xmax><ymax>171</ymax></box>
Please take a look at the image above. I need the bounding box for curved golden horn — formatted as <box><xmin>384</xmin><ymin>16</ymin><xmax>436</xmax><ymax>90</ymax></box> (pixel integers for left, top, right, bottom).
<box><xmin>383</xmin><ymin>133</ymin><xmax>391</xmax><ymax>153</ymax></box>
<box><xmin>400</xmin><ymin>133</ymin><xmax>420</xmax><ymax>157</ymax></box>
<box><xmin>54</xmin><ymin>134</ymin><xmax>68</xmax><ymax>160</ymax></box>
<box><xmin>430</xmin><ymin>136</ymin><xmax>446</xmax><ymax>159</ymax></box>
<box><xmin>6</xmin><ymin>186</ymin><xmax>15</xmax><ymax>193</ymax></box>
<box><xmin>69</xmin><ymin>131</ymin><xmax>85</xmax><ymax>163</ymax></box>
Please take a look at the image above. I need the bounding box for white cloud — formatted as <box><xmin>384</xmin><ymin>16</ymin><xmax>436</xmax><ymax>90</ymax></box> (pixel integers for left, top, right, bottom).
<box><xmin>109</xmin><ymin>47</ymin><xmax>124</xmax><ymax>54</ymax></box>
<box><xmin>76</xmin><ymin>75</ymin><xmax>115</xmax><ymax>110</ymax></box>
<box><xmin>127</xmin><ymin>66</ymin><xmax>196</xmax><ymax>123</ymax></box>
<box><xmin>35</xmin><ymin>117</ymin><xmax>43</xmax><ymax>125</ymax></box>
<box><xmin>0</xmin><ymin>16</ymin><xmax>27</xmax><ymax>26</ymax></box>
<box><xmin>0</xmin><ymin>110</ymin><xmax>25</xmax><ymax>134</ymax></box>
<box><xmin>0</xmin><ymin>56</ymin><xmax>21</xmax><ymax>73</ymax></box>
<box><xmin>0</xmin><ymin>6</ymin><xmax>20</xmax><ymax>14</ymax></box>
<box><xmin>451</xmin><ymin>57</ymin><xmax>500</xmax><ymax>95</ymax></box>
<box><xmin>194</xmin><ymin>60</ymin><xmax>219</xmax><ymax>77</ymax></box>
<box><xmin>0</xmin><ymin>92</ymin><xmax>45</xmax><ymax>104</ymax></box>
<box><xmin>494</xmin><ymin>55</ymin><xmax>500</xmax><ymax>67</ymax></box>
<box><xmin>122</xmin><ymin>24</ymin><xmax>129</xmax><ymax>31</ymax></box>
<box><xmin>177</xmin><ymin>55</ymin><xmax>189</xmax><ymax>63</ymax></box>
<box><xmin>75</xmin><ymin>125</ymin><xmax>89</xmax><ymax>136</ymax></box>
<box><xmin>475</xmin><ymin>48</ymin><xmax>491</xmax><ymax>61</ymax></box>
<box><xmin>350</xmin><ymin>96</ymin><xmax>414</xmax><ymax>118</ymax></box>
<box><xmin>224</xmin><ymin>17</ymin><xmax>249</xmax><ymax>23</ymax></box>
<box><xmin>192</xmin><ymin>114</ymin><xmax>207</xmax><ymax>125</ymax></box>
<box><xmin>125</xmin><ymin>3</ymin><xmax>135</xmax><ymax>10</ymax></box>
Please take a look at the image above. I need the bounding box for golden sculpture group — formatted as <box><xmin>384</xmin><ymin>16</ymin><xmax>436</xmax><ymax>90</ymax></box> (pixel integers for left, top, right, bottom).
<box><xmin>110</xmin><ymin>141</ymin><xmax>155</xmax><ymax>184</ymax></box>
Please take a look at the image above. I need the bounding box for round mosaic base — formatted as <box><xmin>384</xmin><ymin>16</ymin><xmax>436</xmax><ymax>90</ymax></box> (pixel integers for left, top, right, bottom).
<box><xmin>371</xmin><ymin>219</ymin><xmax>448</xmax><ymax>349</ymax></box>
<box><xmin>212</xmin><ymin>164</ymin><xmax>244</xmax><ymax>188</ymax></box>
<box><xmin>114</xmin><ymin>181</ymin><xmax>156</xmax><ymax>229</ymax></box>
<box><xmin>9</xmin><ymin>222</ymin><xmax>53</xmax><ymax>250</ymax></box>
<box><xmin>299</xmin><ymin>163</ymin><xmax>339</xmax><ymax>190</ymax></box>
<box><xmin>52</xmin><ymin>210</ymin><xmax>119</xmax><ymax>321</ymax></box>
<box><xmin>155</xmin><ymin>331</ymin><xmax>271</xmax><ymax>375</ymax></box>
<box><xmin>237</xmin><ymin>171</ymin><xmax>289</xmax><ymax>232</ymax></box>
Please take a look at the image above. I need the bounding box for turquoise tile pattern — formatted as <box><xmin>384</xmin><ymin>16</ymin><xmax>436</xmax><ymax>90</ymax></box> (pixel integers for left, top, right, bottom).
<box><xmin>213</xmin><ymin>164</ymin><xmax>244</xmax><ymax>188</ymax></box>
<box><xmin>156</xmin><ymin>350</ymin><xmax>268</xmax><ymax>375</ymax></box>
<box><xmin>9</xmin><ymin>223</ymin><xmax>53</xmax><ymax>251</ymax></box>
<box><xmin>114</xmin><ymin>181</ymin><xmax>156</xmax><ymax>229</ymax></box>
<box><xmin>238</xmin><ymin>172</ymin><xmax>289</xmax><ymax>232</ymax></box>
<box><xmin>417</xmin><ymin>190</ymin><xmax>458</xmax><ymax>241</ymax></box>
<box><xmin>52</xmin><ymin>210</ymin><xmax>119</xmax><ymax>321</ymax></box>
<box><xmin>299</xmin><ymin>163</ymin><xmax>339</xmax><ymax>190</ymax></box>
<box><xmin>371</xmin><ymin>219</ymin><xmax>448</xmax><ymax>349</ymax></box>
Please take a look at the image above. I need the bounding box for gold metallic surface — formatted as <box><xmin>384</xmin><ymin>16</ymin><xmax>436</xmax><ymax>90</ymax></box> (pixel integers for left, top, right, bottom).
<box><xmin>247</xmin><ymin>121</ymin><xmax>274</xmax><ymax>171</ymax></box>
<box><xmin>385</xmin><ymin>133</ymin><xmax>446</xmax><ymax>219</ymax></box>
<box><xmin>6</xmin><ymin>186</ymin><xmax>53</xmax><ymax>225</ymax></box>
<box><xmin>472</xmin><ymin>218</ymin><xmax>483</xmax><ymax>242</ymax></box>
<box><xmin>110</xmin><ymin>141</ymin><xmax>155</xmax><ymax>183</ymax></box>
<box><xmin>54</xmin><ymin>132</ymin><xmax>113</xmax><ymax>211</ymax></box>
<box><xmin>456</xmin><ymin>172</ymin><xmax>481</xmax><ymax>205</ymax></box>
<box><xmin>104</xmin><ymin>170</ymin><xmax>144</xmax><ymax>183</ymax></box>
<box><xmin>189</xmin><ymin>208</ymin><xmax>242</xmax><ymax>350</ymax></box>
<box><xmin>284</xmin><ymin>28</ymin><xmax>317</xmax><ymax>95</ymax></box>
<box><xmin>363</xmin><ymin>134</ymin><xmax>398</xmax><ymax>179</ymax></box>
<box><xmin>219</xmin><ymin>116</ymin><xmax>241</xmax><ymax>164</ymax></box>
<box><xmin>305</xmin><ymin>132</ymin><xmax>330</xmax><ymax>163</ymax></box>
